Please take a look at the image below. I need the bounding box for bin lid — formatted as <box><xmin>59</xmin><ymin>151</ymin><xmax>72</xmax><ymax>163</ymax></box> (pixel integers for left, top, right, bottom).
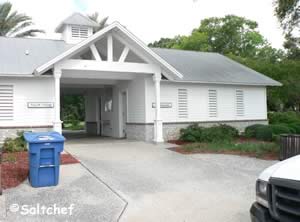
<box><xmin>24</xmin><ymin>131</ymin><xmax>65</xmax><ymax>143</ymax></box>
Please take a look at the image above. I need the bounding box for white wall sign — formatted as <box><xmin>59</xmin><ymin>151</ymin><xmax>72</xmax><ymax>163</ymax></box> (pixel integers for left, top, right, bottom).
<box><xmin>152</xmin><ymin>102</ymin><xmax>172</xmax><ymax>108</ymax></box>
<box><xmin>28</xmin><ymin>102</ymin><xmax>54</xmax><ymax>108</ymax></box>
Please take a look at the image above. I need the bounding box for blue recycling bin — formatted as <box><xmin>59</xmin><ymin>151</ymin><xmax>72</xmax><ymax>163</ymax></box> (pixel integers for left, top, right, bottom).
<box><xmin>24</xmin><ymin>131</ymin><xmax>65</xmax><ymax>188</ymax></box>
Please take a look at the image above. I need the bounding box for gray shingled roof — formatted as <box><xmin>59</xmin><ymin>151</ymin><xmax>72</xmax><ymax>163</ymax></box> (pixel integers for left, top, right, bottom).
<box><xmin>0</xmin><ymin>37</ymin><xmax>72</xmax><ymax>75</ymax></box>
<box><xmin>152</xmin><ymin>48</ymin><xmax>281</xmax><ymax>86</ymax></box>
<box><xmin>55</xmin><ymin>13</ymin><xmax>99</xmax><ymax>33</ymax></box>
<box><xmin>0</xmin><ymin>37</ymin><xmax>280</xmax><ymax>86</ymax></box>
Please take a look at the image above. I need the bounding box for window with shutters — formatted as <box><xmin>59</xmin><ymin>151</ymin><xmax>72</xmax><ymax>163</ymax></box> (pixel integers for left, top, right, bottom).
<box><xmin>178</xmin><ymin>89</ymin><xmax>188</xmax><ymax>118</ymax></box>
<box><xmin>208</xmin><ymin>89</ymin><xmax>217</xmax><ymax>117</ymax></box>
<box><xmin>236</xmin><ymin>89</ymin><xmax>244</xmax><ymax>116</ymax></box>
<box><xmin>0</xmin><ymin>85</ymin><xmax>13</xmax><ymax>121</ymax></box>
<box><xmin>71</xmin><ymin>26</ymin><xmax>89</xmax><ymax>39</ymax></box>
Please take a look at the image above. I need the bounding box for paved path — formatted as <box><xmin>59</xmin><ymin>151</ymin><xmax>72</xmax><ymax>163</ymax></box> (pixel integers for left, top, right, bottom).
<box><xmin>66</xmin><ymin>140</ymin><xmax>277</xmax><ymax>222</ymax></box>
<box><xmin>1</xmin><ymin>164</ymin><xmax>126</xmax><ymax>222</ymax></box>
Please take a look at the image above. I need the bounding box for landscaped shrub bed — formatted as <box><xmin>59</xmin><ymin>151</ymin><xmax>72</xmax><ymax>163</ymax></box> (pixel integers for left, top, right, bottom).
<box><xmin>171</xmin><ymin>141</ymin><xmax>279</xmax><ymax>160</ymax></box>
<box><xmin>0</xmin><ymin>132</ymin><xmax>82</xmax><ymax>190</ymax></box>
<box><xmin>1</xmin><ymin>152</ymin><xmax>80</xmax><ymax>190</ymax></box>
<box><xmin>180</xmin><ymin>124</ymin><xmax>238</xmax><ymax>143</ymax></box>
<box><xmin>3</xmin><ymin>131</ymin><xmax>27</xmax><ymax>153</ymax></box>
<box><xmin>174</xmin><ymin>121</ymin><xmax>294</xmax><ymax>159</ymax></box>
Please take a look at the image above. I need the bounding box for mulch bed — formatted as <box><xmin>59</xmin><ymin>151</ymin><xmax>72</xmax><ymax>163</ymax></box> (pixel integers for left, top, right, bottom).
<box><xmin>168</xmin><ymin>139</ymin><xmax>278</xmax><ymax>160</ymax></box>
<box><xmin>1</xmin><ymin>152</ymin><xmax>80</xmax><ymax>190</ymax></box>
<box><xmin>168</xmin><ymin>146</ymin><xmax>278</xmax><ymax>160</ymax></box>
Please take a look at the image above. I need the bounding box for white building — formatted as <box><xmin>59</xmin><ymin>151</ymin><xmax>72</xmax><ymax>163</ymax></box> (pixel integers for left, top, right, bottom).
<box><xmin>0</xmin><ymin>13</ymin><xmax>281</xmax><ymax>143</ymax></box>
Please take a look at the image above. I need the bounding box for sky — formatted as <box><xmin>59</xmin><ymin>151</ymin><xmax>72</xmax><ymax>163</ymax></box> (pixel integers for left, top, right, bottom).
<box><xmin>7</xmin><ymin>0</ymin><xmax>285</xmax><ymax>49</ymax></box>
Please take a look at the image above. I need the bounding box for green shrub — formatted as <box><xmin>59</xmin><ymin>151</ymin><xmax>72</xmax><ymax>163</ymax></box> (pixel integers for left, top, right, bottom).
<box><xmin>180</xmin><ymin>124</ymin><xmax>203</xmax><ymax>142</ymax></box>
<box><xmin>287</xmin><ymin>122</ymin><xmax>300</xmax><ymax>134</ymax></box>
<box><xmin>268</xmin><ymin>112</ymin><xmax>300</xmax><ymax>124</ymax></box>
<box><xmin>245</xmin><ymin>124</ymin><xmax>273</xmax><ymax>141</ymax></box>
<box><xmin>255</xmin><ymin>125</ymin><xmax>273</xmax><ymax>141</ymax></box>
<box><xmin>270</xmin><ymin>124</ymin><xmax>295</xmax><ymax>135</ymax></box>
<box><xmin>3</xmin><ymin>131</ymin><xmax>27</xmax><ymax>153</ymax></box>
<box><xmin>244</xmin><ymin>124</ymin><xmax>265</xmax><ymax>138</ymax></box>
<box><xmin>182</xmin><ymin>141</ymin><xmax>279</xmax><ymax>158</ymax></box>
<box><xmin>218</xmin><ymin>124</ymin><xmax>239</xmax><ymax>138</ymax></box>
<box><xmin>180</xmin><ymin>124</ymin><xmax>238</xmax><ymax>143</ymax></box>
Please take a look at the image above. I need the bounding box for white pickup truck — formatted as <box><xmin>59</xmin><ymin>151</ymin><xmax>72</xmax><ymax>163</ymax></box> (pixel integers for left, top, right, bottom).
<box><xmin>250</xmin><ymin>155</ymin><xmax>300</xmax><ymax>222</ymax></box>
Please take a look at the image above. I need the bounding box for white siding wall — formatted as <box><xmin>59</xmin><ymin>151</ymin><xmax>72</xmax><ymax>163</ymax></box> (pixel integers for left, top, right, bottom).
<box><xmin>0</xmin><ymin>77</ymin><xmax>55</xmax><ymax>127</ymax></box>
<box><xmin>83</xmin><ymin>76</ymin><xmax>147</xmax><ymax>137</ymax></box>
<box><xmin>145</xmin><ymin>77</ymin><xmax>267</xmax><ymax>123</ymax></box>
<box><xmin>126</xmin><ymin>76</ymin><xmax>146</xmax><ymax>123</ymax></box>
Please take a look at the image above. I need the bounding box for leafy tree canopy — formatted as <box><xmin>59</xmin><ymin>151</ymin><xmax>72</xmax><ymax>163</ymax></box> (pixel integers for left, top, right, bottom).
<box><xmin>274</xmin><ymin>0</ymin><xmax>300</xmax><ymax>59</ymax></box>
<box><xmin>0</xmin><ymin>2</ymin><xmax>44</xmax><ymax>37</ymax></box>
<box><xmin>228</xmin><ymin>55</ymin><xmax>300</xmax><ymax>111</ymax></box>
<box><xmin>149</xmin><ymin>15</ymin><xmax>283</xmax><ymax>61</ymax></box>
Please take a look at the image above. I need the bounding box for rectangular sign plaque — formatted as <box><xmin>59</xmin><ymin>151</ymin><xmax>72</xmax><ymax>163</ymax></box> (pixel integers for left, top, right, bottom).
<box><xmin>152</xmin><ymin>102</ymin><xmax>172</xmax><ymax>108</ymax></box>
<box><xmin>28</xmin><ymin>102</ymin><xmax>54</xmax><ymax>108</ymax></box>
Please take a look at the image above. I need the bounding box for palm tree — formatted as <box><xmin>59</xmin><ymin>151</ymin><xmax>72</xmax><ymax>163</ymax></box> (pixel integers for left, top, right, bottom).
<box><xmin>0</xmin><ymin>2</ymin><xmax>44</xmax><ymax>37</ymax></box>
<box><xmin>87</xmin><ymin>12</ymin><xmax>108</xmax><ymax>33</ymax></box>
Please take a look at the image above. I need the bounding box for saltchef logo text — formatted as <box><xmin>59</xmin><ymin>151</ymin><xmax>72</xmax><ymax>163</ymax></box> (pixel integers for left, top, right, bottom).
<box><xmin>9</xmin><ymin>203</ymin><xmax>75</xmax><ymax>216</ymax></box>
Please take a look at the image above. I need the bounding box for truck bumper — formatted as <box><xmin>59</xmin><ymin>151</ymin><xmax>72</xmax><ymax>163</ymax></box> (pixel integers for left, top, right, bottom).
<box><xmin>250</xmin><ymin>202</ymin><xmax>276</xmax><ymax>222</ymax></box>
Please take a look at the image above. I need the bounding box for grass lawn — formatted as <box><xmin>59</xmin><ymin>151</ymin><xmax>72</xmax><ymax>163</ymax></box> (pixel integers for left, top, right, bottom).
<box><xmin>169</xmin><ymin>140</ymin><xmax>279</xmax><ymax>160</ymax></box>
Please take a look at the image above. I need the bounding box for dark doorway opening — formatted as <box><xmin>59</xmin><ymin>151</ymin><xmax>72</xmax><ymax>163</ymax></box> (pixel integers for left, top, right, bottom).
<box><xmin>61</xmin><ymin>95</ymin><xmax>85</xmax><ymax>132</ymax></box>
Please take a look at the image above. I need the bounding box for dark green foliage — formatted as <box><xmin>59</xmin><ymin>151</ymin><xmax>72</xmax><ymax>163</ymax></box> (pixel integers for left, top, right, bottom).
<box><xmin>274</xmin><ymin>0</ymin><xmax>300</xmax><ymax>59</ymax></box>
<box><xmin>0</xmin><ymin>2</ymin><xmax>44</xmax><ymax>37</ymax></box>
<box><xmin>179</xmin><ymin>124</ymin><xmax>203</xmax><ymax>142</ymax></box>
<box><xmin>255</xmin><ymin>125</ymin><xmax>273</xmax><ymax>141</ymax></box>
<box><xmin>245</xmin><ymin>124</ymin><xmax>273</xmax><ymax>141</ymax></box>
<box><xmin>244</xmin><ymin>124</ymin><xmax>265</xmax><ymax>138</ymax></box>
<box><xmin>229</xmin><ymin>57</ymin><xmax>300</xmax><ymax>111</ymax></box>
<box><xmin>268</xmin><ymin>111</ymin><xmax>300</xmax><ymax>134</ymax></box>
<box><xmin>180</xmin><ymin>124</ymin><xmax>238</xmax><ymax>143</ymax></box>
<box><xmin>148</xmin><ymin>36</ymin><xmax>183</xmax><ymax>48</ymax></box>
<box><xmin>149</xmin><ymin>15</ymin><xmax>282</xmax><ymax>60</ymax></box>
<box><xmin>268</xmin><ymin>112</ymin><xmax>300</xmax><ymax>124</ymax></box>
<box><xmin>218</xmin><ymin>124</ymin><xmax>239</xmax><ymax>137</ymax></box>
<box><xmin>62</xmin><ymin>95</ymin><xmax>85</xmax><ymax>128</ymax></box>
<box><xmin>183</xmin><ymin>142</ymin><xmax>279</xmax><ymax>159</ymax></box>
<box><xmin>270</xmin><ymin>124</ymin><xmax>295</xmax><ymax>135</ymax></box>
<box><xmin>3</xmin><ymin>131</ymin><xmax>27</xmax><ymax>153</ymax></box>
<box><xmin>288</xmin><ymin>123</ymin><xmax>300</xmax><ymax>134</ymax></box>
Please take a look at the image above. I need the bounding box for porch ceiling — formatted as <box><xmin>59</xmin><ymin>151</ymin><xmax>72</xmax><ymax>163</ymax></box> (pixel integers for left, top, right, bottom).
<box><xmin>61</xmin><ymin>77</ymin><xmax>118</xmax><ymax>85</ymax></box>
<box><xmin>61</xmin><ymin>70</ymin><xmax>142</xmax><ymax>80</ymax></box>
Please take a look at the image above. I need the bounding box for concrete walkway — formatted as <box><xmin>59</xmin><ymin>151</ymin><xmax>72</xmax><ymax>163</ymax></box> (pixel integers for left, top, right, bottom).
<box><xmin>1</xmin><ymin>164</ymin><xmax>126</xmax><ymax>222</ymax></box>
<box><xmin>65</xmin><ymin>139</ymin><xmax>277</xmax><ymax>222</ymax></box>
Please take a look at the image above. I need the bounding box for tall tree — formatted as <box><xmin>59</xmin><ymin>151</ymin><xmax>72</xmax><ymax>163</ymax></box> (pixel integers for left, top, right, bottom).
<box><xmin>149</xmin><ymin>15</ymin><xmax>281</xmax><ymax>60</ymax></box>
<box><xmin>148</xmin><ymin>36</ymin><xmax>182</xmax><ymax>48</ymax></box>
<box><xmin>87</xmin><ymin>12</ymin><xmax>108</xmax><ymax>33</ymax></box>
<box><xmin>183</xmin><ymin>15</ymin><xmax>268</xmax><ymax>58</ymax></box>
<box><xmin>0</xmin><ymin>2</ymin><xmax>44</xmax><ymax>37</ymax></box>
<box><xmin>274</xmin><ymin>0</ymin><xmax>300</xmax><ymax>59</ymax></box>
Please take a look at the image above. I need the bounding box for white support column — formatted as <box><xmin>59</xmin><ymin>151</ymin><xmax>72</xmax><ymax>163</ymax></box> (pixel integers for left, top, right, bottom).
<box><xmin>153</xmin><ymin>73</ymin><xmax>164</xmax><ymax>143</ymax></box>
<box><xmin>53</xmin><ymin>68</ymin><xmax>62</xmax><ymax>134</ymax></box>
<box><xmin>107</xmin><ymin>34</ymin><xmax>113</xmax><ymax>62</ymax></box>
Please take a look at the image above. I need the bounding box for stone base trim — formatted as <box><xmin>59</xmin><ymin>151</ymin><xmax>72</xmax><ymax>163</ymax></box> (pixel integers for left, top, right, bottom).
<box><xmin>126</xmin><ymin>120</ymin><xmax>268</xmax><ymax>142</ymax></box>
<box><xmin>86</xmin><ymin>122</ymin><xmax>98</xmax><ymax>136</ymax></box>
<box><xmin>0</xmin><ymin>126</ymin><xmax>53</xmax><ymax>143</ymax></box>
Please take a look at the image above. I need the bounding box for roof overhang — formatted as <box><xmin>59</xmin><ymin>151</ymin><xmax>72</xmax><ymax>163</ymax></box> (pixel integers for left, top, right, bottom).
<box><xmin>35</xmin><ymin>22</ymin><xmax>183</xmax><ymax>80</ymax></box>
<box><xmin>162</xmin><ymin>79</ymin><xmax>282</xmax><ymax>86</ymax></box>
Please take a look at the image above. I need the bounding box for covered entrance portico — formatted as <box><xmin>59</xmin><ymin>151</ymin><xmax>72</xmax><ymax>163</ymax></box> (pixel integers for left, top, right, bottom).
<box><xmin>56</xmin><ymin>59</ymin><xmax>163</xmax><ymax>142</ymax></box>
<box><xmin>34</xmin><ymin>22</ymin><xmax>182</xmax><ymax>142</ymax></box>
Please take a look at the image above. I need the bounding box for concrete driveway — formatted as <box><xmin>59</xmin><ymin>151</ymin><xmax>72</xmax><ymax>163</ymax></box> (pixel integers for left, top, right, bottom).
<box><xmin>65</xmin><ymin>138</ymin><xmax>276</xmax><ymax>222</ymax></box>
